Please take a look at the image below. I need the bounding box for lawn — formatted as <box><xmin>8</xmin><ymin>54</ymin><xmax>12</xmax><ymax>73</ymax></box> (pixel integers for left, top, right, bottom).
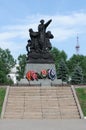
<box><xmin>0</xmin><ymin>87</ymin><xmax>6</xmax><ymax>116</ymax></box>
<box><xmin>76</xmin><ymin>87</ymin><xmax>86</xmax><ymax>116</ymax></box>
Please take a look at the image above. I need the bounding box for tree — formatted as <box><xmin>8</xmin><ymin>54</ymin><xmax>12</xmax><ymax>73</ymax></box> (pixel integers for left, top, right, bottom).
<box><xmin>57</xmin><ymin>59</ymin><xmax>69</xmax><ymax>83</ymax></box>
<box><xmin>50</xmin><ymin>47</ymin><xmax>67</xmax><ymax>74</ymax></box>
<box><xmin>71</xmin><ymin>65</ymin><xmax>83</xmax><ymax>84</ymax></box>
<box><xmin>79</xmin><ymin>56</ymin><xmax>86</xmax><ymax>83</ymax></box>
<box><xmin>60</xmin><ymin>50</ymin><xmax>67</xmax><ymax>62</ymax></box>
<box><xmin>0</xmin><ymin>48</ymin><xmax>16</xmax><ymax>84</ymax></box>
<box><xmin>17</xmin><ymin>54</ymin><xmax>26</xmax><ymax>81</ymax></box>
<box><xmin>67</xmin><ymin>54</ymin><xmax>86</xmax><ymax>83</ymax></box>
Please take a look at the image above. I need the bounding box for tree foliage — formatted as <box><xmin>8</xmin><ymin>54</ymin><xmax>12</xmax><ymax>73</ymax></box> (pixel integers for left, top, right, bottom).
<box><xmin>17</xmin><ymin>54</ymin><xmax>26</xmax><ymax>81</ymax></box>
<box><xmin>71</xmin><ymin>65</ymin><xmax>83</xmax><ymax>84</ymax></box>
<box><xmin>67</xmin><ymin>54</ymin><xmax>86</xmax><ymax>83</ymax></box>
<box><xmin>57</xmin><ymin>59</ymin><xmax>69</xmax><ymax>83</ymax></box>
<box><xmin>50</xmin><ymin>47</ymin><xmax>67</xmax><ymax>73</ymax></box>
<box><xmin>0</xmin><ymin>48</ymin><xmax>16</xmax><ymax>84</ymax></box>
<box><xmin>67</xmin><ymin>55</ymin><xmax>84</xmax><ymax>73</ymax></box>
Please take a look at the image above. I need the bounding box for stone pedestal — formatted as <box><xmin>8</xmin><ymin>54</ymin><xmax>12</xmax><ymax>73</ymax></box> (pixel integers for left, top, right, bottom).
<box><xmin>18</xmin><ymin>78</ymin><xmax>62</xmax><ymax>86</ymax></box>
<box><xmin>24</xmin><ymin>63</ymin><xmax>56</xmax><ymax>76</ymax></box>
<box><xmin>18</xmin><ymin>63</ymin><xmax>63</xmax><ymax>86</ymax></box>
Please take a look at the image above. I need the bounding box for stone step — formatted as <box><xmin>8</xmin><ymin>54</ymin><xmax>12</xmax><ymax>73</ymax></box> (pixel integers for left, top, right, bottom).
<box><xmin>9</xmin><ymin>92</ymin><xmax>73</xmax><ymax>94</ymax></box>
<box><xmin>4</xmin><ymin>86</ymin><xmax>80</xmax><ymax>119</ymax></box>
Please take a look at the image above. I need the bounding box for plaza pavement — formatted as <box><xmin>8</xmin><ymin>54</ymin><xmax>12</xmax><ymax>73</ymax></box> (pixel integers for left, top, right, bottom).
<box><xmin>0</xmin><ymin>119</ymin><xmax>86</xmax><ymax>130</ymax></box>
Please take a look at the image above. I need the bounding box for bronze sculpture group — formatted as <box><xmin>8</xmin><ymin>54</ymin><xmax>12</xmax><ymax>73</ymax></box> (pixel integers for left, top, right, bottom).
<box><xmin>26</xmin><ymin>19</ymin><xmax>54</xmax><ymax>63</ymax></box>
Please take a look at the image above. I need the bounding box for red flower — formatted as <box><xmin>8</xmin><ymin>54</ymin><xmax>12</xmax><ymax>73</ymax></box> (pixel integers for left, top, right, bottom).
<box><xmin>26</xmin><ymin>71</ymin><xmax>31</xmax><ymax>80</ymax></box>
<box><xmin>41</xmin><ymin>69</ymin><xmax>47</xmax><ymax>78</ymax></box>
<box><xmin>26</xmin><ymin>71</ymin><xmax>38</xmax><ymax>81</ymax></box>
<box><xmin>31</xmin><ymin>71</ymin><xmax>38</xmax><ymax>80</ymax></box>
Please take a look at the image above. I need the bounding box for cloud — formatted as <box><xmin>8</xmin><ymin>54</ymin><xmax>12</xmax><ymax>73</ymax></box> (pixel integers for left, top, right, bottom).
<box><xmin>52</xmin><ymin>28</ymin><xmax>76</xmax><ymax>41</ymax></box>
<box><xmin>0</xmin><ymin>32</ymin><xmax>20</xmax><ymax>41</ymax></box>
<box><xmin>0</xmin><ymin>40</ymin><xmax>26</xmax><ymax>59</ymax></box>
<box><xmin>0</xmin><ymin>12</ymin><xmax>86</xmax><ymax>59</ymax></box>
<box><xmin>52</xmin><ymin>12</ymin><xmax>86</xmax><ymax>27</ymax></box>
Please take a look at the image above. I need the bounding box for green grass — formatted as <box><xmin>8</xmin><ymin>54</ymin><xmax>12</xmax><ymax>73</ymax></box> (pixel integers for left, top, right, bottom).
<box><xmin>76</xmin><ymin>87</ymin><xmax>86</xmax><ymax>116</ymax></box>
<box><xmin>0</xmin><ymin>88</ymin><xmax>6</xmax><ymax>116</ymax></box>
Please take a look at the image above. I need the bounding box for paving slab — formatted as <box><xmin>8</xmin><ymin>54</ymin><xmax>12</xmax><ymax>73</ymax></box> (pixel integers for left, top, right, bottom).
<box><xmin>0</xmin><ymin>119</ymin><xmax>86</xmax><ymax>130</ymax></box>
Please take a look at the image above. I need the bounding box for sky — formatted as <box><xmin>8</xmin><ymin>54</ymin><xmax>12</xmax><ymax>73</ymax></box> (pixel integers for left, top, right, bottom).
<box><xmin>0</xmin><ymin>0</ymin><xmax>86</xmax><ymax>60</ymax></box>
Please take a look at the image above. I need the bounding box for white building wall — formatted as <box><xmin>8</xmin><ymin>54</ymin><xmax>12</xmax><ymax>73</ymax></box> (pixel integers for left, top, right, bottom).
<box><xmin>8</xmin><ymin>73</ymin><xmax>17</xmax><ymax>84</ymax></box>
<box><xmin>8</xmin><ymin>64</ymin><xmax>19</xmax><ymax>84</ymax></box>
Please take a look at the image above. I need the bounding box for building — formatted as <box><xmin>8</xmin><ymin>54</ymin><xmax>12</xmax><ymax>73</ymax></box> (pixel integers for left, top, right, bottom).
<box><xmin>7</xmin><ymin>64</ymin><xmax>19</xmax><ymax>84</ymax></box>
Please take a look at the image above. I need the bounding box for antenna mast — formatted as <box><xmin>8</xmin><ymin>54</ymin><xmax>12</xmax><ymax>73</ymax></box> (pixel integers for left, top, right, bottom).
<box><xmin>75</xmin><ymin>34</ymin><xmax>80</xmax><ymax>55</ymax></box>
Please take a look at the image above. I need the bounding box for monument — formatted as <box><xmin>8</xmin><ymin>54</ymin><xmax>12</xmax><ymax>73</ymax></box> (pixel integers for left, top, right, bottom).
<box><xmin>26</xmin><ymin>19</ymin><xmax>54</xmax><ymax>63</ymax></box>
<box><xmin>18</xmin><ymin>19</ymin><xmax>62</xmax><ymax>86</ymax></box>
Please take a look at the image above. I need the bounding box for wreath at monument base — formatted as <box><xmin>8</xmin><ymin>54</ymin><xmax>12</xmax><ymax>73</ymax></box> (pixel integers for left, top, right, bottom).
<box><xmin>26</xmin><ymin>71</ymin><xmax>38</xmax><ymax>81</ymax></box>
<box><xmin>26</xmin><ymin>68</ymin><xmax>56</xmax><ymax>81</ymax></box>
